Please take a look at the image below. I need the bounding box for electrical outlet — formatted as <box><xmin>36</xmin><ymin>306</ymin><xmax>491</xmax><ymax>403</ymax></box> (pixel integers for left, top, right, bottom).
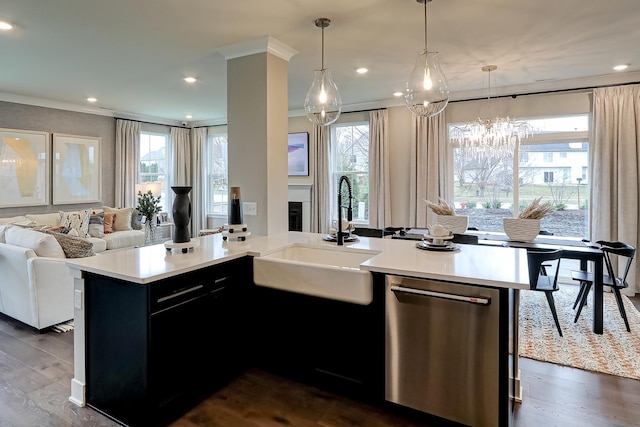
<box><xmin>74</xmin><ymin>289</ymin><xmax>82</xmax><ymax>310</ymax></box>
<box><xmin>243</xmin><ymin>202</ymin><xmax>257</xmax><ymax>216</ymax></box>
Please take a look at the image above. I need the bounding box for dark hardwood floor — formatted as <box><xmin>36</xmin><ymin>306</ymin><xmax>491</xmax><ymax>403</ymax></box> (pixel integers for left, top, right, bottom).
<box><xmin>0</xmin><ymin>296</ymin><xmax>639</xmax><ymax>427</ymax></box>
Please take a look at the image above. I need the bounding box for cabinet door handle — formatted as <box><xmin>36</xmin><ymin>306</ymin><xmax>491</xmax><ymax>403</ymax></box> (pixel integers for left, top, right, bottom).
<box><xmin>214</xmin><ymin>276</ymin><xmax>231</xmax><ymax>284</ymax></box>
<box><xmin>157</xmin><ymin>284</ymin><xmax>204</xmax><ymax>303</ymax></box>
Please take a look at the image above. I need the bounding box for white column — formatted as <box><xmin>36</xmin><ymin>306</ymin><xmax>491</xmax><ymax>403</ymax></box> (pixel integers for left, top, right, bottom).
<box><xmin>219</xmin><ymin>37</ymin><xmax>297</xmax><ymax>236</ymax></box>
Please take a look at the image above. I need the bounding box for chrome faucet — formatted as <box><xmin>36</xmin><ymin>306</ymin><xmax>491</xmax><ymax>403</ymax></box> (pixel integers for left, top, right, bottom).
<box><xmin>337</xmin><ymin>175</ymin><xmax>353</xmax><ymax>246</ymax></box>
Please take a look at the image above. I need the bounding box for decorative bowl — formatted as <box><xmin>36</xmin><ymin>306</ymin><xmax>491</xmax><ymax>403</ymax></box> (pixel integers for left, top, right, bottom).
<box><xmin>435</xmin><ymin>214</ymin><xmax>469</xmax><ymax>234</ymax></box>
<box><xmin>502</xmin><ymin>218</ymin><xmax>540</xmax><ymax>242</ymax></box>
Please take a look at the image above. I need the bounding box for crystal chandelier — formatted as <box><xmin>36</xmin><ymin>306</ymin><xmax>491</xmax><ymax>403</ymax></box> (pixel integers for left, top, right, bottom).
<box><xmin>304</xmin><ymin>18</ymin><xmax>342</xmax><ymax>126</ymax></box>
<box><xmin>450</xmin><ymin>65</ymin><xmax>532</xmax><ymax>159</ymax></box>
<box><xmin>404</xmin><ymin>0</ymin><xmax>449</xmax><ymax>117</ymax></box>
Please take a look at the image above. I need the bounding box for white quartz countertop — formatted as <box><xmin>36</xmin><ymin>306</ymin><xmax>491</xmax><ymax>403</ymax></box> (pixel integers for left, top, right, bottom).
<box><xmin>65</xmin><ymin>232</ymin><xmax>530</xmax><ymax>289</ymax></box>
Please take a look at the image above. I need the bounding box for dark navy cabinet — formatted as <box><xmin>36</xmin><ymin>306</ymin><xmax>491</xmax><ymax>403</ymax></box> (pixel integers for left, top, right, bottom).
<box><xmin>85</xmin><ymin>257</ymin><xmax>252</xmax><ymax>427</ymax></box>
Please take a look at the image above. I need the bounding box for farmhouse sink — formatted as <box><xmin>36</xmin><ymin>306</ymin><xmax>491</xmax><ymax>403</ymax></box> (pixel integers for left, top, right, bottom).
<box><xmin>253</xmin><ymin>243</ymin><xmax>378</xmax><ymax>305</ymax></box>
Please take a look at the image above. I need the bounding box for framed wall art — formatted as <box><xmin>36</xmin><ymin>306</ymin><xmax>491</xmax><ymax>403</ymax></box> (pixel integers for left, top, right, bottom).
<box><xmin>53</xmin><ymin>134</ymin><xmax>102</xmax><ymax>205</ymax></box>
<box><xmin>0</xmin><ymin>128</ymin><xmax>50</xmax><ymax>208</ymax></box>
<box><xmin>288</xmin><ymin>132</ymin><xmax>309</xmax><ymax>176</ymax></box>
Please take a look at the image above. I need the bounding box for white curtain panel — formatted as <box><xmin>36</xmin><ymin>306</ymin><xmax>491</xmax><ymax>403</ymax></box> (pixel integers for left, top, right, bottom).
<box><xmin>190</xmin><ymin>127</ymin><xmax>207</xmax><ymax>236</ymax></box>
<box><xmin>409</xmin><ymin>113</ymin><xmax>452</xmax><ymax>228</ymax></box>
<box><xmin>369</xmin><ymin>109</ymin><xmax>391</xmax><ymax>229</ymax></box>
<box><xmin>115</xmin><ymin>119</ymin><xmax>141</xmax><ymax>208</ymax></box>
<box><xmin>591</xmin><ymin>84</ymin><xmax>640</xmax><ymax>295</ymax></box>
<box><xmin>312</xmin><ymin>125</ymin><xmax>331</xmax><ymax>233</ymax></box>
<box><xmin>168</xmin><ymin>127</ymin><xmax>191</xmax><ymax>225</ymax></box>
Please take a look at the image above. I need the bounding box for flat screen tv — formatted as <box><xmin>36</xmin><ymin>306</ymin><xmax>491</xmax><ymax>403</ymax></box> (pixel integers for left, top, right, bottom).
<box><xmin>288</xmin><ymin>132</ymin><xmax>309</xmax><ymax>176</ymax></box>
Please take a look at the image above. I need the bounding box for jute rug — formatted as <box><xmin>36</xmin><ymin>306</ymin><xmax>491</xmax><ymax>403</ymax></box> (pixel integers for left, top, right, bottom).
<box><xmin>519</xmin><ymin>284</ymin><xmax>640</xmax><ymax>380</ymax></box>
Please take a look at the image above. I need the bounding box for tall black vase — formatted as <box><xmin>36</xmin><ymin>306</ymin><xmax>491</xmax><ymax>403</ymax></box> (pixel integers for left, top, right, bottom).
<box><xmin>171</xmin><ymin>186</ymin><xmax>192</xmax><ymax>243</ymax></box>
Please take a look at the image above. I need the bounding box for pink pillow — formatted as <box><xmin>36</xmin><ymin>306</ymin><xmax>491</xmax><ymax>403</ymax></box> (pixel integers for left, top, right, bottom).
<box><xmin>103</xmin><ymin>212</ymin><xmax>116</xmax><ymax>234</ymax></box>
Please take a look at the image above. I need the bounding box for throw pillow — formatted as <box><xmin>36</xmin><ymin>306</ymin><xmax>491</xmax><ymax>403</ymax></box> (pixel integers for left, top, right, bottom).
<box><xmin>0</xmin><ymin>224</ymin><xmax>10</xmax><ymax>243</ymax></box>
<box><xmin>103</xmin><ymin>212</ymin><xmax>116</xmax><ymax>234</ymax></box>
<box><xmin>59</xmin><ymin>209</ymin><xmax>91</xmax><ymax>238</ymax></box>
<box><xmin>4</xmin><ymin>226</ymin><xmax>66</xmax><ymax>258</ymax></box>
<box><xmin>103</xmin><ymin>206</ymin><xmax>133</xmax><ymax>231</ymax></box>
<box><xmin>131</xmin><ymin>209</ymin><xmax>143</xmax><ymax>230</ymax></box>
<box><xmin>44</xmin><ymin>230</ymin><xmax>95</xmax><ymax>258</ymax></box>
<box><xmin>89</xmin><ymin>212</ymin><xmax>105</xmax><ymax>238</ymax></box>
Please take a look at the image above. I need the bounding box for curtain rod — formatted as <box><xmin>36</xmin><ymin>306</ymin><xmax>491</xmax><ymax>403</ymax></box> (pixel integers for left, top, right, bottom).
<box><xmin>450</xmin><ymin>80</ymin><xmax>640</xmax><ymax>103</ymax></box>
<box><xmin>114</xmin><ymin>117</ymin><xmax>189</xmax><ymax>129</ymax></box>
<box><xmin>121</xmin><ymin>81</ymin><xmax>640</xmax><ymax>127</ymax></box>
<box><xmin>345</xmin><ymin>80</ymin><xmax>640</xmax><ymax>112</ymax></box>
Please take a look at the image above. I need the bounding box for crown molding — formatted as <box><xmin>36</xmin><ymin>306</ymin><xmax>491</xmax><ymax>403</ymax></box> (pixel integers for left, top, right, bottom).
<box><xmin>217</xmin><ymin>36</ymin><xmax>298</xmax><ymax>62</ymax></box>
<box><xmin>0</xmin><ymin>92</ymin><xmax>114</xmax><ymax>116</ymax></box>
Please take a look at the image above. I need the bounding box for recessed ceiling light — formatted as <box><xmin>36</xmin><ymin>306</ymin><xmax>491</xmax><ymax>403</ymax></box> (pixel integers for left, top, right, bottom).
<box><xmin>0</xmin><ymin>21</ymin><xmax>13</xmax><ymax>31</ymax></box>
<box><xmin>356</xmin><ymin>67</ymin><xmax>368</xmax><ymax>74</ymax></box>
<box><xmin>185</xmin><ymin>115</ymin><xmax>192</xmax><ymax>119</ymax></box>
<box><xmin>393</xmin><ymin>92</ymin><xmax>403</xmax><ymax>97</ymax></box>
<box><xmin>613</xmin><ymin>64</ymin><xmax>628</xmax><ymax>71</ymax></box>
<box><xmin>184</xmin><ymin>77</ymin><xmax>197</xmax><ymax>83</ymax></box>
<box><xmin>86</xmin><ymin>97</ymin><xmax>97</xmax><ymax>103</ymax></box>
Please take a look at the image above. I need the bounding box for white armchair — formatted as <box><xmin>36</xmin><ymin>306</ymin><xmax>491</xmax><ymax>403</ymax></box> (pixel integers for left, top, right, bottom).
<box><xmin>0</xmin><ymin>241</ymin><xmax>74</xmax><ymax>331</ymax></box>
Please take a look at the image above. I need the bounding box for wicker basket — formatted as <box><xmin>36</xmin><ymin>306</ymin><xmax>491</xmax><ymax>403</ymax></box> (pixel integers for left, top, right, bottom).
<box><xmin>435</xmin><ymin>215</ymin><xmax>469</xmax><ymax>234</ymax></box>
<box><xmin>502</xmin><ymin>218</ymin><xmax>540</xmax><ymax>242</ymax></box>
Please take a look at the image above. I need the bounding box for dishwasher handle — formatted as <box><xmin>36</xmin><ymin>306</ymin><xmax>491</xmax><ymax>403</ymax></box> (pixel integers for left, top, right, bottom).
<box><xmin>390</xmin><ymin>285</ymin><xmax>491</xmax><ymax>306</ymax></box>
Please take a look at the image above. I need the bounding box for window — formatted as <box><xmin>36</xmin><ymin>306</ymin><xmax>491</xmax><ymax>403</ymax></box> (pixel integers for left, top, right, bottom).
<box><xmin>451</xmin><ymin>114</ymin><xmax>590</xmax><ymax>238</ymax></box>
<box><xmin>139</xmin><ymin>132</ymin><xmax>168</xmax><ymax>202</ymax></box>
<box><xmin>205</xmin><ymin>134</ymin><xmax>228</xmax><ymax>218</ymax></box>
<box><xmin>543</xmin><ymin>171</ymin><xmax>554</xmax><ymax>183</ymax></box>
<box><xmin>331</xmin><ymin>122</ymin><xmax>370</xmax><ymax>224</ymax></box>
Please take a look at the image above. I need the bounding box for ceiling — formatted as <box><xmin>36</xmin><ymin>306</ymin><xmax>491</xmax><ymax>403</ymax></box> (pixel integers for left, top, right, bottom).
<box><xmin>1</xmin><ymin>0</ymin><xmax>639</xmax><ymax>126</ymax></box>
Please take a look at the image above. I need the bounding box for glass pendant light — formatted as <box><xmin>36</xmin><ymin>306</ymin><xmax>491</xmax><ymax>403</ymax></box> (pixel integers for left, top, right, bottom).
<box><xmin>304</xmin><ymin>18</ymin><xmax>342</xmax><ymax>126</ymax></box>
<box><xmin>404</xmin><ymin>0</ymin><xmax>449</xmax><ymax>117</ymax></box>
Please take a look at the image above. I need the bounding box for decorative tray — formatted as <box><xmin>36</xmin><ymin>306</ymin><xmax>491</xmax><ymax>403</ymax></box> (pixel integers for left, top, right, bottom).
<box><xmin>416</xmin><ymin>241</ymin><xmax>460</xmax><ymax>252</ymax></box>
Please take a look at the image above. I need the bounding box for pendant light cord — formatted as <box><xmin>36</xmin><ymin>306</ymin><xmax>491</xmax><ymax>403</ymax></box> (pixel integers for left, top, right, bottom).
<box><xmin>424</xmin><ymin>0</ymin><xmax>428</xmax><ymax>52</ymax></box>
<box><xmin>321</xmin><ymin>24</ymin><xmax>325</xmax><ymax>70</ymax></box>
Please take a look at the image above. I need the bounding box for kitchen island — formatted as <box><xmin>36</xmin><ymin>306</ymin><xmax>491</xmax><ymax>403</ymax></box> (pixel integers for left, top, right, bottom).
<box><xmin>66</xmin><ymin>232</ymin><xmax>529</xmax><ymax>427</ymax></box>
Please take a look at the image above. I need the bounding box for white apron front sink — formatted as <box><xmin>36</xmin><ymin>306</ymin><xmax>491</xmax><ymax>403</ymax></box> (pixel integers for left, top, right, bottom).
<box><xmin>253</xmin><ymin>243</ymin><xmax>377</xmax><ymax>305</ymax></box>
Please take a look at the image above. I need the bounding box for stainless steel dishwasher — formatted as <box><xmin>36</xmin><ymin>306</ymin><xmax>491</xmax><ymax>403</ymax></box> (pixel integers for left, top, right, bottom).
<box><xmin>386</xmin><ymin>275</ymin><xmax>502</xmax><ymax>427</ymax></box>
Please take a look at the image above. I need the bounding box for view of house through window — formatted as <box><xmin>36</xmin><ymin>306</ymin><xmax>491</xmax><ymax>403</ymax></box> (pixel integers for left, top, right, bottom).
<box><xmin>451</xmin><ymin>114</ymin><xmax>589</xmax><ymax>238</ymax></box>
<box><xmin>139</xmin><ymin>132</ymin><xmax>168</xmax><ymax>203</ymax></box>
<box><xmin>331</xmin><ymin>122</ymin><xmax>370</xmax><ymax>225</ymax></box>
<box><xmin>206</xmin><ymin>134</ymin><xmax>229</xmax><ymax>218</ymax></box>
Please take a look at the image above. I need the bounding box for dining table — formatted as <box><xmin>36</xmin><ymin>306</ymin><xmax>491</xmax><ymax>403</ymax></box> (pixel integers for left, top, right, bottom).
<box><xmin>391</xmin><ymin>229</ymin><xmax>606</xmax><ymax>334</ymax></box>
<box><xmin>475</xmin><ymin>235</ymin><xmax>605</xmax><ymax>335</ymax></box>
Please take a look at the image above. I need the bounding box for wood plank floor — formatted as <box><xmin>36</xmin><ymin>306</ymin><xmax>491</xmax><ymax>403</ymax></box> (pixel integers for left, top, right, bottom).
<box><xmin>0</xmin><ymin>296</ymin><xmax>639</xmax><ymax>427</ymax></box>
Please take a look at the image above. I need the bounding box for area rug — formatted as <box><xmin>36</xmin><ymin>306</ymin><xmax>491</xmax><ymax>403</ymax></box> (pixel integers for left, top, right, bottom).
<box><xmin>519</xmin><ymin>285</ymin><xmax>640</xmax><ymax>380</ymax></box>
<box><xmin>51</xmin><ymin>320</ymin><xmax>74</xmax><ymax>333</ymax></box>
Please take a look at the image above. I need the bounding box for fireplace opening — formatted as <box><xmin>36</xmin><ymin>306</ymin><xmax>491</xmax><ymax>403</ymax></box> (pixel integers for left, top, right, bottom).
<box><xmin>288</xmin><ymin>202</ymin><xmax>303</xmax><ymax>232</ymax></box>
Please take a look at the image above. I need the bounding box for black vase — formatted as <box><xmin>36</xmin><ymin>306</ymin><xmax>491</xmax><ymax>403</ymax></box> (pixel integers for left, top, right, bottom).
<box><xmin>171</xmin><ymin>186</ymin><xmax>192</xmax><ymax>243</ymax></box>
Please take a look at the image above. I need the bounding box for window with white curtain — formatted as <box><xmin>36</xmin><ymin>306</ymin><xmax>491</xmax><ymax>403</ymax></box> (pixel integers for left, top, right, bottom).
<box><xmin>205</xmin><ymin>133</ymin><xmax>228</xmax><ymax>218</ymax></box>
<box><xmin>139</xmin><ymin>131</ymin><xmax>168</xmax><ymax>202</ymax></box>
<box><xmin>330</xmin><ymin>122</ymin><xmax>370</xmax><ymax>224</ymax></box>
<box><xmin>451</xmin><ymin>114</ymin><xmax>590</xmax><ymax>238</ymax></box>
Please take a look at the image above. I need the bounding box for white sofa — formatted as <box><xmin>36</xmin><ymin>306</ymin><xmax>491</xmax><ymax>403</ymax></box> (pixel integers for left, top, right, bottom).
<box><xmin>0</xmin><ymin>209</ymin><xmax>144</xmax><ymax>330</ymax></box>
<box><xmin>0</xmin><ymin>226</ymin><xmax>75</xmax><ymax>330</ymax></box>
<box><xmin>0</xmin><ymin>210</ymin><xmax>145</xmax><ymax>253</ymax></box>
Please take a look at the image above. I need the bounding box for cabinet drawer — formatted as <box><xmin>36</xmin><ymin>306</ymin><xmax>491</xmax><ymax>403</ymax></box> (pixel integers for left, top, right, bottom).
<box><xmin>149</xmin><ymin>260</ymin><xmax>239</xmax><ymax>313</ymax></box>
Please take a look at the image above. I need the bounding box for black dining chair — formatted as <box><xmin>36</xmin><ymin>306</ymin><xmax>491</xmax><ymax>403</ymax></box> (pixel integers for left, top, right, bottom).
<box><xmin>353</xmin><ymin>227</ymin><xmax>384</xmax><ymax>238</ymax></box>
<box><xmin>571</xmin><ymin>241</ymin><xmax>636</xmax><ymax>332</ymax></box>
<box><xmin>451</xmin><ymin>233</ymin><xmax>479</xmax><ymax>245</ymax></box>
<box><xmin>527</xmin><ymin>249</ymin><xmax>563</xmax><ymax>337</ymax></box>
